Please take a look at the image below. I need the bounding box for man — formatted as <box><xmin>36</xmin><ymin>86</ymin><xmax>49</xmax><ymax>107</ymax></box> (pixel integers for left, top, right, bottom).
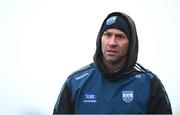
<box><xmin>53</xmin><ymin>12</ymin><xmax>172</xmax><ymax>114</ymax></box>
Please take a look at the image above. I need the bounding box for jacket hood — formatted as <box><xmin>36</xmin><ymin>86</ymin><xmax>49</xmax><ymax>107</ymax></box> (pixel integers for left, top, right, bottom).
<box><xmin>93</xmin><ymin>12</ymin><xmax>138</xmax><ymax>80</ymax></box>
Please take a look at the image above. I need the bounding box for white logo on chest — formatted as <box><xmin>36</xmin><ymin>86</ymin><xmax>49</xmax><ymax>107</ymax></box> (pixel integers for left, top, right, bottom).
<box><xmin>83</xmin><ymin>93</ymin><xmax>97</xmax><ymax>103</ymax></box>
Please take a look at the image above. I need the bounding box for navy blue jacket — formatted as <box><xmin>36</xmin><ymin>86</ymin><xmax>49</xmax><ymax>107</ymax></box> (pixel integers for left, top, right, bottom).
<box><xmin>53</xmin><ymin>63</ymin><xmax>172</xmax><ymax>114</ymax></box>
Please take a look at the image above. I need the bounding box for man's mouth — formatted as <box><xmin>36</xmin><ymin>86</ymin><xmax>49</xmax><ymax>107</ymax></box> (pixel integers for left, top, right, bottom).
<box><xmin>106</xmin><ymin>50</ymin><xmax>118</xmax><ymax>55</ymax></box>
<box><xmin>107</xmin><ymin>50</ymin><xmax>118</xmax><ymax>53</ymax></box>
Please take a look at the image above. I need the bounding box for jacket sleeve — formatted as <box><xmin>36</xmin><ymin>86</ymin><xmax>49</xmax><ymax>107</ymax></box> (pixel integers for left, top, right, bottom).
<box><xmin>147</xmin><ymin>74</ymin><xmax>172</xmax><ymax>114</ymax></box>
<box><xmin>53</xmin><ymin>82</ymin><xmax>74</xmax><ymax>114</ymax></box>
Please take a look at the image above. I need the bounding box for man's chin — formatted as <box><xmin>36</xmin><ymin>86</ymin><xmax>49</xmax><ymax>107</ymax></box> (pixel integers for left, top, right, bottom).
<box><xmin>105</xmin><ymin>58</ymin><xmax>119</xmax><ymax>64</ymax></box>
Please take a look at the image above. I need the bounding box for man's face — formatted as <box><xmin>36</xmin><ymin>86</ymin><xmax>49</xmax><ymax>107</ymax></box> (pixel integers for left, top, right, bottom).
<box><xmin>101</xmin><ymin>28</ymin><xmax>129</xmax><ymax>64</ymax></box>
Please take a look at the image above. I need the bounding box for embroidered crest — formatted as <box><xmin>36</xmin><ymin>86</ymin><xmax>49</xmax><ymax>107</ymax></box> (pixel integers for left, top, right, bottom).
<box><xmin>106</xmin><ymin>16</ymin><xmax>117</xmax><ymax>25</ymax></box>
<box><xmin>122</xmin><ymin>91</ymin><xmax>133</xmax><ymax>103</ymax></box>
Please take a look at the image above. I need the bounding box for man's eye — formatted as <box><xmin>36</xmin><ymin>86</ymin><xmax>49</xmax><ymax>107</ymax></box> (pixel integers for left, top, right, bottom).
<box><xmin>116</xmin><ymin>34</ymin><xmax>126</xmax><ymax>39</ymax></box>
<box><xmin>104</xmin><ymin>32</ymin><xmax>111</xmax><ymax>37</ymax></box>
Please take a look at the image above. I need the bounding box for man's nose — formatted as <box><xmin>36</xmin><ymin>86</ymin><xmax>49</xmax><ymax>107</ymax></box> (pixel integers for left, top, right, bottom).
<box><xmin>109</xmin><ymin>36</ymin><xmax>117</xmax><ymax>46</ymax></box>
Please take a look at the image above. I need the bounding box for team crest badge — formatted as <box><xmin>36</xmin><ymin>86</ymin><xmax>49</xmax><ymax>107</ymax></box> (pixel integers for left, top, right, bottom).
<box><xmin>122</xmin><ymin>91</ymin><xmax>133</xmax><ymax>103</ymax></box>
<box><xmin>106</xmin><ymin>16</ymin><xmax>117</xmax><ymax>25</ymax></box>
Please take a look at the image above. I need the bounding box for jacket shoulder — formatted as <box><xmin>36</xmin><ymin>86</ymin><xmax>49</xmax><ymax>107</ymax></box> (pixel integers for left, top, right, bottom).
<box><xmin>134</xmin><ymin>63</ymin><xmax>157</xmax><ymax>79</ymax></box>
<box><xmin>67</xmin><ymin>63</ymin><xmax>95</xmax><ymax>82</ymax></box>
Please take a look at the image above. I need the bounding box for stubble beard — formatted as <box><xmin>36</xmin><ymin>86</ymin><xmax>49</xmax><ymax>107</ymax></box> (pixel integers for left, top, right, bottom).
<box><xmin>103</xmin><ymin>55</ymin><xmax>127</xmax><ymax>73</ymax></box>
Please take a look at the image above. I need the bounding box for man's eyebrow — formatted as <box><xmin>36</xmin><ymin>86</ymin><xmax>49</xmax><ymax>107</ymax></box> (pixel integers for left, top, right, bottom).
<box><xmin>104</xmin><ymin>31</ymin><xmax>123</xmax><ymax>35</ymax></box>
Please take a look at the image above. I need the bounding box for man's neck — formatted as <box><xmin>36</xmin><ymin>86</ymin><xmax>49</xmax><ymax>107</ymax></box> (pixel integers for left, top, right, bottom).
<box><xmin>103</xmin><ymin>58</ymin><xmax>126</xmax><ymax>73</ymax></box>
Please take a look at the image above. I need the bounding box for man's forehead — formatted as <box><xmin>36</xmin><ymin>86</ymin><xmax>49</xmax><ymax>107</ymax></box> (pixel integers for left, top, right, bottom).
<box><xmin>104</xmin><ymin>28</ymin><xmax>126</xmax><ymax>34</ymax></box>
